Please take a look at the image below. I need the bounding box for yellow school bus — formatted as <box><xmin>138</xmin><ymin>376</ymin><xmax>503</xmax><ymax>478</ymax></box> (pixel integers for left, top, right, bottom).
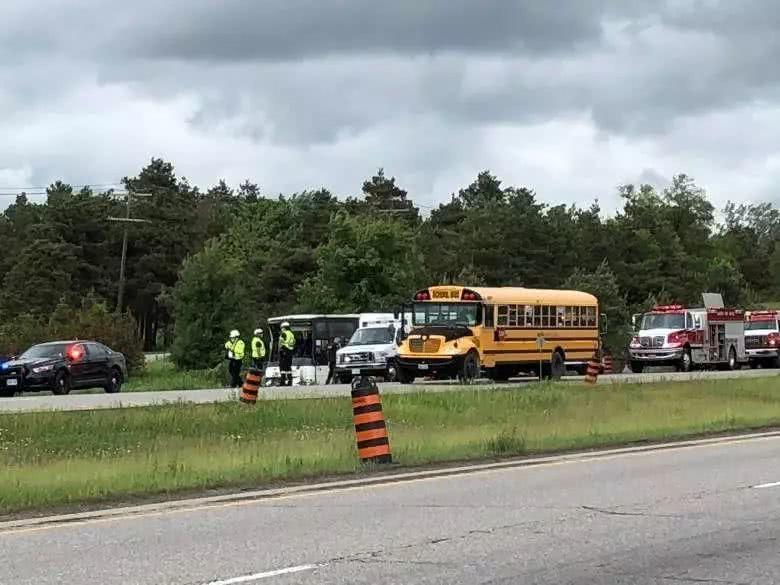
<box><xmin>395</xmin><ymin>285</ymin><xmax>600</xmax><ymax>383</ymax></box>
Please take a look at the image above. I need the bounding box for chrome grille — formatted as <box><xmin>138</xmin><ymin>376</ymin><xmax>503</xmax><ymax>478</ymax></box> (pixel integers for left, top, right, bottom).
<box><xmin>746</xmin><ymin>336</ymin><xmax>765</xmax><ymax>348</ymax></box>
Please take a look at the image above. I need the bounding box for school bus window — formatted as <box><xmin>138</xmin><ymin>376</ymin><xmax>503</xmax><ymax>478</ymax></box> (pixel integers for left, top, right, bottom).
<box><xmin>497</xmin><ymin>305</ymin><xmax>508</xmax><ymax>327</ymax></box>
<box><xmin>562</xmin><ymin>306</ymin><xmax>572</xmax><ymax>327</ymax></box>
<box><xmin>585</xmin><ymin>306</ymin><xmax>596</xmax><ymax>327</ymax></box>
<box><xmin>571</xmin><ymin>306</ymin><xmax>580</xmax><ymax>328</ymax></box>
<box><xmin>508</xmin><ymin>305</ymin><xmax>517</xmax><ymax>327</ymax></box>
<box><xmin>523</xmin><ymin>305</ymin><xmax>533</xmax><ymax>327</ymax></box>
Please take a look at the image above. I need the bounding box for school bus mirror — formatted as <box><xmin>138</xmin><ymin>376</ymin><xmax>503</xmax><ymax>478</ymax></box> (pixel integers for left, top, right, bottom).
<box><xmin>601</xmin><ymin>313</ymin><xmax>609</xmax><ymax>333</ymax></box>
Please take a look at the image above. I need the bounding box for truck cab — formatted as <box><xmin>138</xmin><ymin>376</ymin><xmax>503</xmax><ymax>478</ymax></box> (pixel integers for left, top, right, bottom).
<box><xmin>744</xmin><ymin>310</ymin><xmax>780</xmax><ymax>368</ymax></box>
<box><xmin>335</xmin><ymin>314</ymin><xmax>406</xmax><ymax>383</ymax></box>
<box><xmin>628</xmin><ymin>305</ymin><xmax>703</xmax><ymax>373</ymax></box>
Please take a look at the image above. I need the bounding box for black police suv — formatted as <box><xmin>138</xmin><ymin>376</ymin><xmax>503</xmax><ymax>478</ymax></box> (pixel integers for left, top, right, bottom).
<box><xmin>0</xmin><ymin>341</ymin><xmax>127</xmax><ymax>397</ymax></box>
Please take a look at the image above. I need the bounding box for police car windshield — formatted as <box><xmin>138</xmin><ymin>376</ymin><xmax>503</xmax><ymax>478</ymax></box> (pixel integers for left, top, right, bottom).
<box><xmin>640</xmin><ymin>313</ymin><xmax>685</xmax><ymax>330</ymax></box>
<box><xmin>348</xmin><ymin>327</ymin><xmax>394</xmax><ymax>346</ymax></box>
<box><xmin>20</xmin><ymin>344</ymin><xmax>68</xmax><ymax>359</ymax></box>
<box><xmin>745</xmin><ymin>319</ymin><xmax>776</xmax><ymax>331</ymax></box>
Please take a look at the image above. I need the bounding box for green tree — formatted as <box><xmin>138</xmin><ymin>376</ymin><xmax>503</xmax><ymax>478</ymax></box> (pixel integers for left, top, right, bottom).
<box><xmin>171</xmin><ymin>241</ymin><xmax>250</xmax><ymax>370</ymax></box>
<box><xmin>563</xmin><ymin>260</ymin><xmax>631</xmax><ymax>357</ymax></box>
<box><xmin>296</xmin><ymin>213</ymin><xmax>425</xmax><ymax>313</ymax></box>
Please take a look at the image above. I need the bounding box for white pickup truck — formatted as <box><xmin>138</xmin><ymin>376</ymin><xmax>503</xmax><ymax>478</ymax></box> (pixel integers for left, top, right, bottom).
<box><xmin>335</xmin><ymin>316</ymin><xmax>408</xmax><ymax>383</ymax></box>
<box><xmin>744</xmin><ymin>310</ymin><xmax>780</xmax><ymax>368</ymax></box>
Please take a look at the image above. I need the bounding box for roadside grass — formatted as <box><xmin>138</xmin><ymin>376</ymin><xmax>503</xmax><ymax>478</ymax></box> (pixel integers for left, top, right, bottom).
<box><xmin>2</xmin><ymin>376</ymin><xmax>780</xmax><ymax>515</ymax></box>
<box><xmin>124</xmin><ymin>359</ymin><xmax>223</xmax><ymax>392</ymax></box>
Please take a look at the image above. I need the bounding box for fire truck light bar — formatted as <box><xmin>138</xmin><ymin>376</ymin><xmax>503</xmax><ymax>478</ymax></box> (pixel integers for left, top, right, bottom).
<box><xmin>746</xmin><ymin>310</ymin><xmax>779</xmax><ymax>321</ymax></box>
<box><xmin>651</xmin><ymin>304</ymin><xmax>685</xmax><ymax>312</ymax></box>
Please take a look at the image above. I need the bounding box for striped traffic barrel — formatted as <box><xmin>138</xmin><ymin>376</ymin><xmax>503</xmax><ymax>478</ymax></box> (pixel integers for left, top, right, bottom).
<box><xmin>351</xmin><ymin>376</ymin><xmax>392</xmax><ymax>464</ymax></box>
<box><xmin>584</xmin><ymin>360</ymin><xmax>601</xmax><ymax>385</ymax></box>
<box><xmin>240</xmin><ymin>368</ymin><xmax>262</xmax><ymax>404</ymax></box>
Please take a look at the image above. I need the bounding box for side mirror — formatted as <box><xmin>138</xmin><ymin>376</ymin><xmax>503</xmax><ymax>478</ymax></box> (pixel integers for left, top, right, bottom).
<box><xmin>694</xmin><ymin>317</ymin><xmax>702</xmax><ymax>329</ymax></box>
<box><xmin>600</xmin><ymin>313</ymin><xmax>609</xmax><ymax>334</ymax></box>
<box><xmin>393</xmin><ymin>309</ymin><xmax>399</xmax><ymax>320</ymax></box>
<box><xmin>631</xmin><ymin>313</ymin><xmax>641</xmax><ymax>328</ymax></box>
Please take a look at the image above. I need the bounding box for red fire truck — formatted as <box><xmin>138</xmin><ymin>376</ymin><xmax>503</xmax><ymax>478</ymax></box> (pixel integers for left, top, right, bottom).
<box><xmin>629</xmin><ymin>294</ymin><xmax>747</xmax><ymax>372</ymax></box>
<box><xmin>744</xmin><ymin>310</ymin><xmax>780</xmax><ymax>368</ymax></box>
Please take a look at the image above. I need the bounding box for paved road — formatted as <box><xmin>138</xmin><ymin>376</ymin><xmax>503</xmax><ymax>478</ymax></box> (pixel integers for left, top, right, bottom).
<box><xmin>1</xmin><ymin>369</ymin><xmax>777</xmax><ymax>414</ymax></box>
<box><xmin>2</xmin><ymin>434</ymin><xmax>779</xmax><ymax>584</ymax></box>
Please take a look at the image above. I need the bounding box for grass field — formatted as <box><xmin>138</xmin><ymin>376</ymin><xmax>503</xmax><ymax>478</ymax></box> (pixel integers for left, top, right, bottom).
<box><xmin>124</xmin><ymin>359</ymin><xmax>222</xmax><ymax>392</ymax></box>
<box><xmin>2</xmin><ymin>376</ymin><xmax>780</xmax><ymax>515</ymax></box>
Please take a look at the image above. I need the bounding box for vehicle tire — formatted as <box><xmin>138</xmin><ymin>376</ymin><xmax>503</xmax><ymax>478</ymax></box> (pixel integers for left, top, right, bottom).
<box><xmin>52</xmin><ymin>370</ymin><xmax>71</xmax><ymax>395</ymax></box>
<box><xmin>749</xmin><ymin>360</ymin><xmax>759</xmax><ymax>370</ymax></box>
<box><xmin>549</xmin><ymin>351</ymin><xmax>566</xmax><ymax>381</ymax></box>
<box><xmin>677</xmin><ymin>348</ymin><xmax>693</xmax><ymax>372</ymax></box>
<box><xmin>104</xmin><ymin>368</ymin><xmax>123</xmax><ymax>393</ymax></box>
<box><xmin>384</xmin><ymin>366</ymin><xmax>397</xmax><ymax>383</ymax></box>
<box><xmin>770</xmin><ymin>356</ymin><xmax>780</xmax><ymax>369</ymax></box>
<box><xmin>458</xmin><ymin>351</ymin><xmax>480</xmax><ymax>384</ymax></box>
<box><xmin>396</xmin><ymin>366</ymin><xmax>416</xmax><ymax>385</ymax></box>
<box><xmin>488</xmin><ymin>365</ymin><xmax>512</xmax><ymax>382</ymax></box>
<box><xmin>727</xmin><ymin>347</ymin><xmax>738</xmax><ymax>370</ymax></box>
<box><xmin>0</xmin><ymin>387</ymin><xmax>16</xmax><ymax>398</ymax></box>
<box><xmin>338</xmin><ymin>373</ymin><xmax>353</xmax><ymax>384</ymax></box>
<box><xmin>629</xmin><ymin>361</ymin><xmax>644</xmax><ymax>374</ymax></box>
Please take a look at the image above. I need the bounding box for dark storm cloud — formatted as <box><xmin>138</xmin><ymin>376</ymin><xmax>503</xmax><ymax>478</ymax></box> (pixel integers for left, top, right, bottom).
<box><xmin>114</xmin><ymin>0</ymin><xmax>624</xmax><ymax>62</ymax></box>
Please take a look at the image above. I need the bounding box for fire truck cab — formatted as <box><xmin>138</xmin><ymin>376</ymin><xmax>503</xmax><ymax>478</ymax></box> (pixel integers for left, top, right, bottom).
<box><xmin>628</xmin><ymin>293</ymin><xmax>747</xmax><ymax>373</ymax></box>
<box><xmin>744</xmin><ymin>310</ymin><xmax>780</xmax><ymax>368</ymax></box>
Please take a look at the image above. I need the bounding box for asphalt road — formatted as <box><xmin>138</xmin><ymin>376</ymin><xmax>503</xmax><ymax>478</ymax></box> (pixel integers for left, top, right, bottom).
<box><xmin>1</xmin><ymin>368</ymin><xmax>777</xmax><ymax>414</ymax></box>
<box><xmin>2</xmin><ymin>434</ymin><xmax>779</xmax><ymax>584</ymax></box>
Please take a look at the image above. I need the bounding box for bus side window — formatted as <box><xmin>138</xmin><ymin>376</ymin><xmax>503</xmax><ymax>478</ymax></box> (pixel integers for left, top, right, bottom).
<box><xmin>586</xmin><ymin>306</ymin><xmax>596</xmax><ymax>327</ymax></box>
<box><xmin>497</xmin><ymin>305</ymin><xmax>508</xmax><ymax>327</ymax></box>
<box><xmin>556</xmin><ymin>306</ymin><xmax>565</xmax><ymax>327</ymax></box>
<box><xmin>564</xmin><ymin>306</ymin><xmax>574</xmax><ymax>327</ymax></box>
<box><xmin>572</xmin><ymin>306</ymin><xmax>580</xmax><ymax>328</ymax></box>
<box><xmin>533</xmin><ymin>305</ymin><xmax>542</xmax><ymax>328</ymax></box>
<box><xmin>524</xmin><ymin>305</ymin><xmax>534</xmax><ymax>327</ymax></box>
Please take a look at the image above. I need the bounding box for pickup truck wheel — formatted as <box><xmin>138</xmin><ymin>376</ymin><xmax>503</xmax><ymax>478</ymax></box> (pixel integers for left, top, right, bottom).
<box><xmin>0</xmin><ymin>387</ymin><xmax>16</xmax><ymax>398</ymax></box>
<box><xmin>52</xmin><ymin>371</ymin><xmax>71</xmax><ymax>395</ymax></box>
<box><xmin>104</xmin><ymin>368</ymin><xmax>123</xmax><ymax>393</ymax></box>
<box><xmin>396</xmin><ymin>366</ymin><xmax>416</xmax><ymax>385</ymax></box>
<box><xmin>629</xmin><ymin>361</ymin><xmax>644</xmax><ymax>374</ymax></box>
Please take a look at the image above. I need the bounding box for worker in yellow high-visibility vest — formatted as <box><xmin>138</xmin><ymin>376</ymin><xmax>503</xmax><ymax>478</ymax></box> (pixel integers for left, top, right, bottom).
<box><xmin>224</xmin><ymin>329</ymin><xmax>245</xmax><ymax>388</ymax></box>
<box><xmin>278</xmin><ymin>322</ymin><xmax>296</xmax><ymax>386</ymax></box>
<box><xmin>251</xmin><ymin>328</ymin><xmax>267</xmax><ymax>371</ymax></box>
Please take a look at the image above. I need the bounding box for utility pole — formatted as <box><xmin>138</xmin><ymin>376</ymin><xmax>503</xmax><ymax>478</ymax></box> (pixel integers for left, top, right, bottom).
<box><xmin>109</xmin><ymin>192</ymin><xmax>152</xmax><ymax>312</ymax></box>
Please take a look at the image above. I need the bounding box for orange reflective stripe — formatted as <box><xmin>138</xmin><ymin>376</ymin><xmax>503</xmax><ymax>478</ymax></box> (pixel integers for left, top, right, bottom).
<box><xmin>352</xmin><ymin>394</ymin><xmax>382</xmax><ymax>408</ymax></box>
<box><xmin>356</xmin><ymin>428</ymin><xmax>388</xmax><ymax>442</ymax></box>
<box><xmin>353</xmin><ymin>412</ymin><xmax>385</xmax><ymax>425</ymax></box>
<box><xmin>358</xmin><ymin>445</ymin><xmax>392</xmax><ymax>458</ymax></box>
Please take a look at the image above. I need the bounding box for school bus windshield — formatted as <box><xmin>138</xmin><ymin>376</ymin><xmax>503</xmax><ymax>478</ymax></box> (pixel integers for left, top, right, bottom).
<box><xmin>413</xmin><ymin>303</ymin><xmax>480</xmax><ymax>327</ymax></box>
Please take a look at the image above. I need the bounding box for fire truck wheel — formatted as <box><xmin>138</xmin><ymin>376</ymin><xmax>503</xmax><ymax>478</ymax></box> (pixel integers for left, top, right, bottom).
<box><xmin>727</xmin><ymin>347</ymin><xmax>738</xmax><ymax>370</ymax></box>
<box><xmin>677</xmin><ymin>348</ymin><xmax>693</xmax><ymax>373</ymax></box>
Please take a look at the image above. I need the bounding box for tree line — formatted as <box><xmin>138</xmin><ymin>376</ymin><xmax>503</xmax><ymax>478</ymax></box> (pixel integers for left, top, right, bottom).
<box><xmin>1</xmin><ymin>158</ymin><xmax>778</xmax><ymax>369</ymax></box>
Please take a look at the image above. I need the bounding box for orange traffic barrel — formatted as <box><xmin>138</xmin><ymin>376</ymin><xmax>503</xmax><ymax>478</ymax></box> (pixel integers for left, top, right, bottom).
<box><xmin>584</xmin><ymin>360</ymin><xmax>601</xmax><ymax>385</ymax></box>
<box><xmin>602</xmin><ymin>353</ymin><xmax>614</xmax><ymax>375</ymax></box>
<box><xmin>240</xmin><ymin>368</ymin><xmax>262</xmax><ymax>404</ymax></box>
<box><xmin>351</xmin><ymin>376</ymin><xmax>392</xmax><ymax>464</ymax></box>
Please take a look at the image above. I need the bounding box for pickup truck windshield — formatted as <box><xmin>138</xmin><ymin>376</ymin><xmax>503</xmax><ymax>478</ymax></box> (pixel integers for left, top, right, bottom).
<box><xmin>348</xmin><ymin>327</ymin><xmax>394</xmax><ymax>346</ymax></box>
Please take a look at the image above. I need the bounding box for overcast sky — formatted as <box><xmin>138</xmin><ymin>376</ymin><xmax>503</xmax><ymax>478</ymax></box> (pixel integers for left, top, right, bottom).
<box><xmin>2</xmin><ymin>0</ymin><xmax>780</xmax><ymax>212</ymax></box>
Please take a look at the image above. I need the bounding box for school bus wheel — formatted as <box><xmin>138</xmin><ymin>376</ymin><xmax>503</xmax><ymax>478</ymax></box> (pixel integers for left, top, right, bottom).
<box><xmin>458</xmin><ymin>351</ymin><xmax>481</xmax><ymax>384</ymax></box>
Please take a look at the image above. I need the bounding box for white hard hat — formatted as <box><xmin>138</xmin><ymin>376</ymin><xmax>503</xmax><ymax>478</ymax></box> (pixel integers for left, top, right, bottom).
<box><xmin>254</xmin><ymin>328</ymin><xmax>263</xmax><ymax>335</ymax></box>
<box><xmin>230</xmin><ymin>329</ymin><xmax>240</xmax><ymax>338</ymax></box>
<box><xmin>281</xmin><ymin>321</ymin><xmax>290</xmax><ymax>328</ymax></box>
